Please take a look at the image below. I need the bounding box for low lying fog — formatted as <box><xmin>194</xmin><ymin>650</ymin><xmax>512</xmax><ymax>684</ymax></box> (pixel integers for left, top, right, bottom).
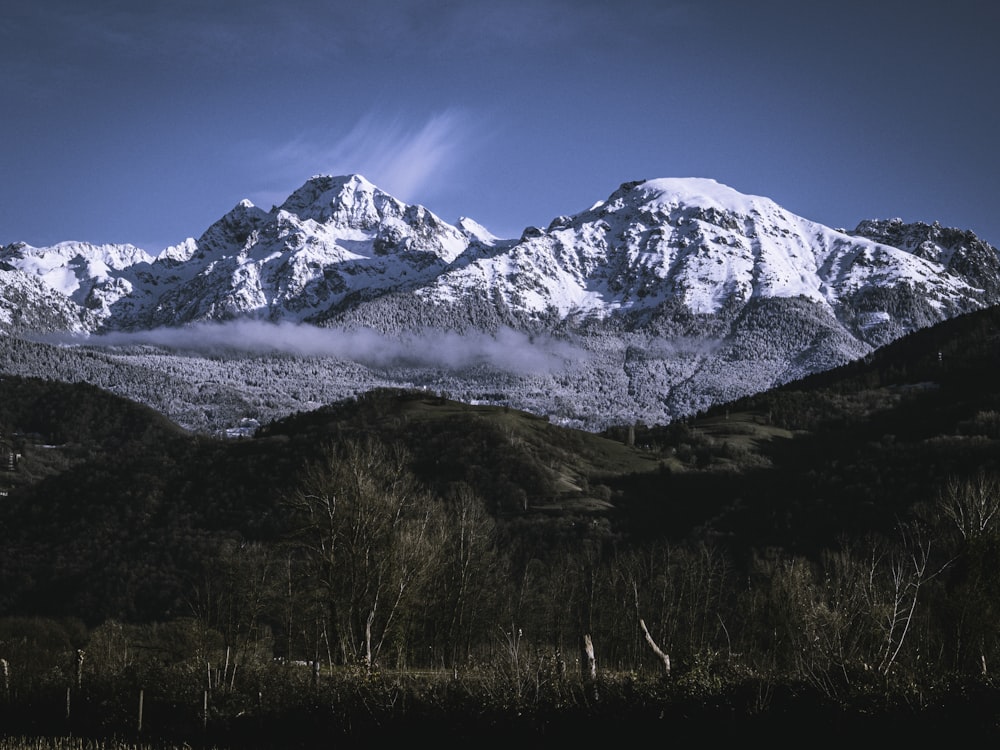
<box><xmin>52</xmin><ymin>320</ymin><xmax>587</xmax><ymax>375</ymax></box>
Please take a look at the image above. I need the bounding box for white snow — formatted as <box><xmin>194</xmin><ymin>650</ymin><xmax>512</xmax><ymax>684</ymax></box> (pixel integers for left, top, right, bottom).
<box><xmin>640</xmin><ymin>177</ymin><xmax>775</xmax><ymax>217</ymax></box>
<box><xmin>0</xmin><ymin>241</ymin><xmax>155</xmax><ymax>299</ymax></box>
<box><xmin>456</xmin><ymin>217</ymin><xmax>499</xmax><ymax>244</ymax></box>
<box><xmin>0</xmin><ymin>173</ymin><xmax>989</xmax><ymax>339</ymax></box>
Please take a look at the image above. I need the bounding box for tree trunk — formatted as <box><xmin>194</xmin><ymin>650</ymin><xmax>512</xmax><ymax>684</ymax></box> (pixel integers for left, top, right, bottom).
<box><xmin>580</xmin><ymin>634</ymin><xmax>598</xmax><ymax>702</ymax></box>
<box><xmin>75</xmin><ymin>649</ymin><xmax>85</xmax><ymax>689</ymax></box>
<box><xmin>639</xmin><ymin>618</ymin><xmax>671</xmax><ymax>676</ymax></box>
<box><xmin>365</xmin><ymin>609</ymin><xmax>375</xmax><ymax>672</ymax></box>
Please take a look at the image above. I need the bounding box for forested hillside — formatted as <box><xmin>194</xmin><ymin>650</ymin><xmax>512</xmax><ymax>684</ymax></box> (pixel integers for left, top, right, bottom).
<box><xmin>2</xmin><ymin>303</ymin><xmax>1000</xmax><ymax>742</ymax></box>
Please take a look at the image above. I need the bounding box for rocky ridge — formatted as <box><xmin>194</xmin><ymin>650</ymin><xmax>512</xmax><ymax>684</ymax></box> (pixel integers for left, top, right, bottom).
<box><xmin>0</xmin><ymin>175</ymin><xmax>997</xmax><ymax>432</ymax></box>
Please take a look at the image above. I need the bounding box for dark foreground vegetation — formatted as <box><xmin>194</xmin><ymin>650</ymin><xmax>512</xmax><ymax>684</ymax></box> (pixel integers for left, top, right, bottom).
<box><xmin>3</xmin><ymin>305</ymin><xmax>1000</xmax><ymax>744</ymax></box>
<box><xmin>3</xmin><ymin>654</ymin><xmax>999</xmax><ymax>747</ymax></box>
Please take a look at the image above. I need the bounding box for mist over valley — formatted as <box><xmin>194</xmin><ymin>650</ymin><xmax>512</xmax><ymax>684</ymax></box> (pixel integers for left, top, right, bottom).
<box><xmin>3</xmin><ymin>174</ymin><xmax>998</xmax><ymax>434</ymax></box>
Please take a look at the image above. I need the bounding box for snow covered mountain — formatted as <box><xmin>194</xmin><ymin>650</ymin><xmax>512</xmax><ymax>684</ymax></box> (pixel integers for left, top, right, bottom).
<box><xmin>377</xmin><ymin>178</ymin><xmax>995</xmax><ymax>345</ymax></box>
<box><xmin>0</xmin><ymin>175</ymin><xmax>474</xmax><ymax>331</ymax></box>
<box><xmin>1</xmin><ymin>174</ymin><xmax>998</xmax><ymax>431</ymax></box>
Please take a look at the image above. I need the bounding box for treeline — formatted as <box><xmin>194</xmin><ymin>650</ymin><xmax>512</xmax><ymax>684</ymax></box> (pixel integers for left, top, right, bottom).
<box><xmin>2</xmin><ymin>374</ymin><xmax>1000</xmax><ymax>674</ymax></box>
<box><xmin>3</xmin><ymin>466</ymin><xmax>1000</xmax><ymax>743</ymax></box>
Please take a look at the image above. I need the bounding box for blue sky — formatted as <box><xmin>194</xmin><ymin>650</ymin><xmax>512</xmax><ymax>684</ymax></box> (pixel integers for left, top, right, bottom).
<box><xmin>2</xmin><ymin>0</ymin><xmax>997</xmax><ymax>252</ymax></box>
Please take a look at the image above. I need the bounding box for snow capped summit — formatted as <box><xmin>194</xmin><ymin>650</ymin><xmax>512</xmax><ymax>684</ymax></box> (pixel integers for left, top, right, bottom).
<box><xmin>617</xmin><ymin>177</ymin><xmax>774</xmax><ymax>215</ymax></box>
<box><xmin>3</xmin><ymin>174</ymin><xmax>997</xmax><ymax>338</ymax></box>
<box><xmin>0</xmin><ymin>240</ymin><xmax>154</xmax><ymax>303</ymax></box>
<box><xmin>196</xmin><ymin>199</ymin><xmax>270</xmax><ymax>256</ymax></box>
<box><xmin>25</xmin><ymin>174</ymin><xmax>476</xmax><ymax>330</ymax></box>
<box><xmin>2</xmin><ymin>175</ymin><xmax>996</xmax><ymax>343</ymax></box>
<box><xmin>410</xmin><ymin>177</ymin><xmax>995</xmax><ymax>340</ymax></box>
<box><xmin>456</xmin><ymin>217</ymin><xmax>501</xmax><ymax>245</ymax></box>
<box><xmin>1</xmin><ymin>174</ymin><xmax>998</xmax><ymax>430</ymax></box>
<box><xmin>265</xmin><ymin>173</ymin><xmax>468</xmax><ymax>263</ymax></box>
<box><xmin>278</xmin><ymin>174</ymin><xmax>399</xmax><ymax>228</ymax></box>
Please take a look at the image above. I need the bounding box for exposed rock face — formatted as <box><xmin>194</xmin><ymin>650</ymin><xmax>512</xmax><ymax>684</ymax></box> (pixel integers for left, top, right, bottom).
<box><xmin>1</xmin><ymin>175</ymin><xmax>998</xmax><ymax>431</ymax></box>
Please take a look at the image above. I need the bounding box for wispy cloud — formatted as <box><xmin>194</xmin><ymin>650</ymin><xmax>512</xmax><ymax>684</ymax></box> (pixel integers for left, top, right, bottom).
<box><xmin>54</xmin><ymin>320</ymin><xmax>585</xmax><ymax>376</ymax></box>
<box><xmin>253</xmin><ymin>109</ymin><xmax>478</xmax><ymax>210</ymax></box>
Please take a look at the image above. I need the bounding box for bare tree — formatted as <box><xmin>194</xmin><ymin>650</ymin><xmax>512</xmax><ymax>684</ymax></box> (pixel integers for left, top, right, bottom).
<box><xmin>287</xmin><ymin>438</ymin><xmax>446</xmax><ymax>671</ymax></box>
<box><xmin>438</xmin><ymin>483</ymin><xmax>500</xmax><ymax>669</ymax></box>
<box><xmin>638</xmin><ymin>616</ymin><xmax>671</xmax><ymax>676</ymax></box>
<box><xmin>580</xmin><ymin>633</ymin><xmax>598</xmax><ymax>702</ymax></box>
<box><xmin>937</xmin><ymin>472</ymin><xmax>1000</xmax><ymax>542</ymax></box>
<box><xmin>860</xmin><ymin>522</ymin><xmax>935</xmax><ymax>676</ymax></box>
<box><xmin>929</xmin><ymin>472</ymin><xmax>1000</xmax><ymax>674</ymax></box>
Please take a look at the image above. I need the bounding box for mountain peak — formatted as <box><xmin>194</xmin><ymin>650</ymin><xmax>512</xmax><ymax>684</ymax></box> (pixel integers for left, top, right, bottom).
<box><xmin>302</xmin><ymin>173</ymin><xmax>376</xmax><ymax>193</ymax></box>
<box><xmin>456</xmin><ymin>216</ymin><xmax>499</xmax><ymax>245</ymax></box>
<box><xmin>580</xmin><ymin>178</ymin><xmax>785</xmax><ymax>232</ymax></box>
<box><xmin>634</xmin><ymin>177</ymin><xmax>776</xmax><ymax>214</ymax></box>
<box><xmin>277</xmin><ymin>173</ymin><xmax>404</xmax><ymax>228</ymax></box>
<box><xmin>1</xmin><ymin>173</ymin><xmax>998</xmax><ymax>434</ymax></box>
<box><xmin>196</xmin><ymin>198</ymin><xmax>269</xmax><ymax>251</ymax></box>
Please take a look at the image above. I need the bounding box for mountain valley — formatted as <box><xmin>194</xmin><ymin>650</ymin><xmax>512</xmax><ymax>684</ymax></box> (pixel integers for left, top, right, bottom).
<box><xmin>2</xmin><ymin>175</ymin><xmax>998</xmax><ymax>433</ymax></box>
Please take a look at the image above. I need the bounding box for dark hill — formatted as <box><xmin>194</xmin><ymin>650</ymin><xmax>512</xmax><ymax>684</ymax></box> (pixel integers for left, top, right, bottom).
<box><xmin>1</xmin><ymin>302</ymin><xmax>1000</xmax><ymax>621</ymax></box>
<box><xmin>608</xmin><ymin>302</ymin><xmax>1000</xmax><ymax>556</ymax></box>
